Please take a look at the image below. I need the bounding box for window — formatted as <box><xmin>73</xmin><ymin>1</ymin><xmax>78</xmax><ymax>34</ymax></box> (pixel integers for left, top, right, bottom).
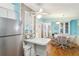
<box><xmin>65</xmin><ymin>23</ymin><xmax>68</xmax><ymax>34</ymax></box>
<box><xmin>59</xmin><ymin>22</ymin><xmax>70</xmax><ymax>34</ymax></box>
<box><xmin>60</xmin><ymin>23</ymin><xmax>64</xmax><ymax>33</ymax></box>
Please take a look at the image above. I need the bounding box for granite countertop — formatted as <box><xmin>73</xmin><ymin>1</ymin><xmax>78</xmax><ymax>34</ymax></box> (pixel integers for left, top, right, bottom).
<box><xmin>24</xmin><ymin>38</ymin><xmax>51</xmax><ymax>46</ymax></box>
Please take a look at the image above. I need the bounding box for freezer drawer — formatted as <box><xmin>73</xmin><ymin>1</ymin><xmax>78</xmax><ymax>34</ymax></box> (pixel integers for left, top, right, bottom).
<box><xmin>0</xmin><ymin>35</ymin><xmax>22</xmax><ymax>56</ymax></box>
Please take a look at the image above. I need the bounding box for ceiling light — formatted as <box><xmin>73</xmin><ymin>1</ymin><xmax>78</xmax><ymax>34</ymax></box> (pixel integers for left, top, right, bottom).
<box><xmin>39</xmin><ymin>8</ymin><xmax>43</xmax><ymax>12</ymax></box>
<box><xmin>36</xmin><ymin>14</ymin><xmax>42</xmax><ymax>19</ymax></box>
<box><xmin>56</xmin><ymin>22</ymin><xmax>60</xmax><ymax>24</ymax></box>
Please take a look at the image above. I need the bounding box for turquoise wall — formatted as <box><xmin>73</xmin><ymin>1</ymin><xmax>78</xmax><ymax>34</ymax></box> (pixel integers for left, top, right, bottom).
<box><xmin>77</xmin><ymin>20</ymin><xmax>79</xmax><ymax>35</ymax></box>
<box><xmin>70</xmin><ymin>20</ymin><xmax>77</xmax><ymax>35</ymax></box>
<box><xmin>51</xmin><ymin>20</ymin><xmax>79</xmax><ymax>35</ymax></box>
<box><xmin>51</xmin><ymin>22</ymin><xmax>59</xmax><ymax>34</ymax></box>
<box><xmin>38</xmin><ymin>17</ymin><xmax>79</xmax><ymax>35</ymax></box>
<box><xmin>38</xmin><ymin>18</ymin><xmax>59</xmax><ymax>34</ymax></box>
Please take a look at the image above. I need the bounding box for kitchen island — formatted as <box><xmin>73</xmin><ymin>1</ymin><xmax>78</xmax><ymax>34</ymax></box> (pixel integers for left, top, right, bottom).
<box><xmin>24</xmin><ymin>38</ymin><xmax>51</xmax><ymax>56</ymax></box>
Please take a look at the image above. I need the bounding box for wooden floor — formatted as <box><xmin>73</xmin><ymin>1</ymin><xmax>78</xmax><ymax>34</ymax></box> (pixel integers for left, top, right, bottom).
<box><xmin>46</xmin><ymin>41</ymin><xmax>79</xmax><ymax>56</ymax></box>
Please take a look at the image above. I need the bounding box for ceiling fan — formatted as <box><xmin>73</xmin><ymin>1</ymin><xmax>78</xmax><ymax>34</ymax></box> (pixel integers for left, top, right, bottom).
<box><xmin>31</xmin><ymin>8</ymin><xmax>48</xmax><ymax>15</ymax></box>
<box><xmin>29</xmin><ymin>3</ymin><xmax>48</xmax><ymax>19</ymax></box>
<box><xmin>31</xmin><ymin>8</ymin><xmax>48</xmax><ymax>19</ymax></box>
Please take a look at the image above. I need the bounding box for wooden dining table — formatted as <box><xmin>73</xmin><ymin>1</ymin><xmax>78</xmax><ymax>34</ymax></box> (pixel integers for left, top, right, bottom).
<box><xmin>46</xmin><ymin>40</ymin><xmax>79</xmax><ymax>56</ymax></box>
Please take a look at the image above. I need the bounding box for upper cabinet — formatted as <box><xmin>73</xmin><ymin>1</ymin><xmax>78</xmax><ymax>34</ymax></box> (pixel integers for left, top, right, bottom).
<box><xmin>7</xmin><ymin>10</ymin><xmax>16</xmax><ymax>19</ymax></box>
<box><xmin>0</xmin><ymin>3</ymin><xmax>15</xmax><ymax>11</ymax></box>
<box><xmin>0</xmin><ymin>7</ymin><xmax>7</xmax><ymax>18</ymax></box>
<box><xmin>0</xmin><ymin>9</ymin><xmax>16</xmax><ymax>20</ymax></box>
<box><xmin>0</xmin><ymin>3</ymin><xmax>19</xmax><ymax>20</ymax></box>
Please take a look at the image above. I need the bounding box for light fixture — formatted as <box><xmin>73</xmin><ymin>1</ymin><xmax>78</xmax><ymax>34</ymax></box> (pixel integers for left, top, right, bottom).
<box><xmin>39</xmin><ymin>8</ymin><xmax>43</xmax><ymax>12</ymax></box>
<box><xmin>36</xmin><ymin>14</ymin><xmax>42</xmax><ymax>19</ymax></box>
<box><xmin>56</xmin><ymin>22</ymin><xmax>60</xmax><ymax>24</ymax></box>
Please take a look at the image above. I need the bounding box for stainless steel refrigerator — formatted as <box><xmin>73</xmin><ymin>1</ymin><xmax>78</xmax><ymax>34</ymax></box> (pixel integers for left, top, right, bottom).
<box><xmin>0</xmin><ymin>17</ymin><xmax>23</xmax><ymax>56</ymax></box>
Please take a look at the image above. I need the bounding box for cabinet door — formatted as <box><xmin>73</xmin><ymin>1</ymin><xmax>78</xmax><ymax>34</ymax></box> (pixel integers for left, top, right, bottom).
<box><xmin>0</xmin><ymin>3</ymin><xmax>15</xmax><ymax>11</ymax></box>
<box><xmin>7</xmin><ymin>10</ymin><xmax>16</xmax><ymax>20</ymax></box>
<box><xmin>4</xmin><ymin>35</ymin><xmax>22</xmax><ymax>56</ymax></box>
<box><xmin>0</xmin><ymin>8</ymin><xmax>7</xmax><ymax>18</ymax></box>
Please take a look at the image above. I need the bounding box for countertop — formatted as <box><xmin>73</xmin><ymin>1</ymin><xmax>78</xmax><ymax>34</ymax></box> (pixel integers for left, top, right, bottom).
<box><xmin>24</xmin><ymin>38</ymin><xmax>51</xmax><ymax>46</ymax></box>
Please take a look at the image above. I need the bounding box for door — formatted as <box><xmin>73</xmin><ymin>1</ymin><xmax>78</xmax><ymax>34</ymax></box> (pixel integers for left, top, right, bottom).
<box><xmin>59</xmin><ymin>22</ymin><xmax>70</xmax><ymax>34</ymax></box>
<box><xmin>0</xmin><ymin>17</ymin><xmax>21</xmax><ymax>36</ymax></box>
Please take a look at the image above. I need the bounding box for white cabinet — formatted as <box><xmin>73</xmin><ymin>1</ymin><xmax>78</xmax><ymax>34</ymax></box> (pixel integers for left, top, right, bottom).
<box><xmin>0</xmin><ymin>7</ymin><xmax>16</xmax><ymax>20</ymax></box>
<box><xmin>24</xmin><ymin>43</ymin><xmax>46</xmax><ymax>56</ymax></box>
<box><xmin>0</xmin><ymin>7</ymin><xmax>7</xmax><ymax>18</ymax></box>
<box><xmin>7</xmin><ymin>10</ymin><xmax>16</xmax><ymax>20</ymax></box>
<box><xmin>23</xmin><ymin>43</ymin><xmax>34</xmax><ymax>56</ymax></box>
<box><xmin>0</xmin><ymin>3</ymin><xmax>15</xmax><ymax>11</ymax></box>
<box><xmin>0</xmin><ymin>3</ymin><xmax>16</xmax><ymax>19</ymax></box>
<box><xmin>35</xmin><ymin>45</ymin><xmax>46</xmax><ymax>56</ymax></box>
<box><xmin>0</xmin><ymin>4</ymin><xmax>17</xmax><ymax>20</ymax></box>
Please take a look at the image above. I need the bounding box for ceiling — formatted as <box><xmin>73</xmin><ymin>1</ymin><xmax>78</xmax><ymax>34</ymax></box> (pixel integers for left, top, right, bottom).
<box><xmin>24</xmin><ymin>3</ymin><xmax>79</xmax><ymax>19</ymax></box>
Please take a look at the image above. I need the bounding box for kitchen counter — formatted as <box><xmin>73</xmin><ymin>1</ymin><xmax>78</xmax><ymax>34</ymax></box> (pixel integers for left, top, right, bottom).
<box><xmin>24</xmin><ymin>38</ymin><xmax>51</xmax><ymax>56</ymax></box>
<box><xmin>24</xmin><ymin>38</ymin><xmax>51</xmax><ymax>46</ymax></box>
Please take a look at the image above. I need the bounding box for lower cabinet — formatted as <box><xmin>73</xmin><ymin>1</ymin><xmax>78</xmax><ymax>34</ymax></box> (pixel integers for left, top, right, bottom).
<box><xmin>24</xmin><ymin>42</ymin><xmax>46</xmax><ymax>56</ymax></box>
<box><xmin>23</xmin><ymin>43</ymin><xmax>35</xmax><ymax>56</ymax></box>
<box><xmin>0</xmin><ymin>7</ymin><xmax>16</xmax><ymax>20</ymax></box>
<box><xmin>35</xmin><ymin>45</ymin><xmax>46</xmax><ymax>56</ymax></box>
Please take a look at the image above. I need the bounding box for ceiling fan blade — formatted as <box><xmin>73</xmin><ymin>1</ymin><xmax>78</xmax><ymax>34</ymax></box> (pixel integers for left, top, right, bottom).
<box><xmin>30</xmin><ymin>11</ymin><xmax>48</xmax><ymax>15</ymax></box>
